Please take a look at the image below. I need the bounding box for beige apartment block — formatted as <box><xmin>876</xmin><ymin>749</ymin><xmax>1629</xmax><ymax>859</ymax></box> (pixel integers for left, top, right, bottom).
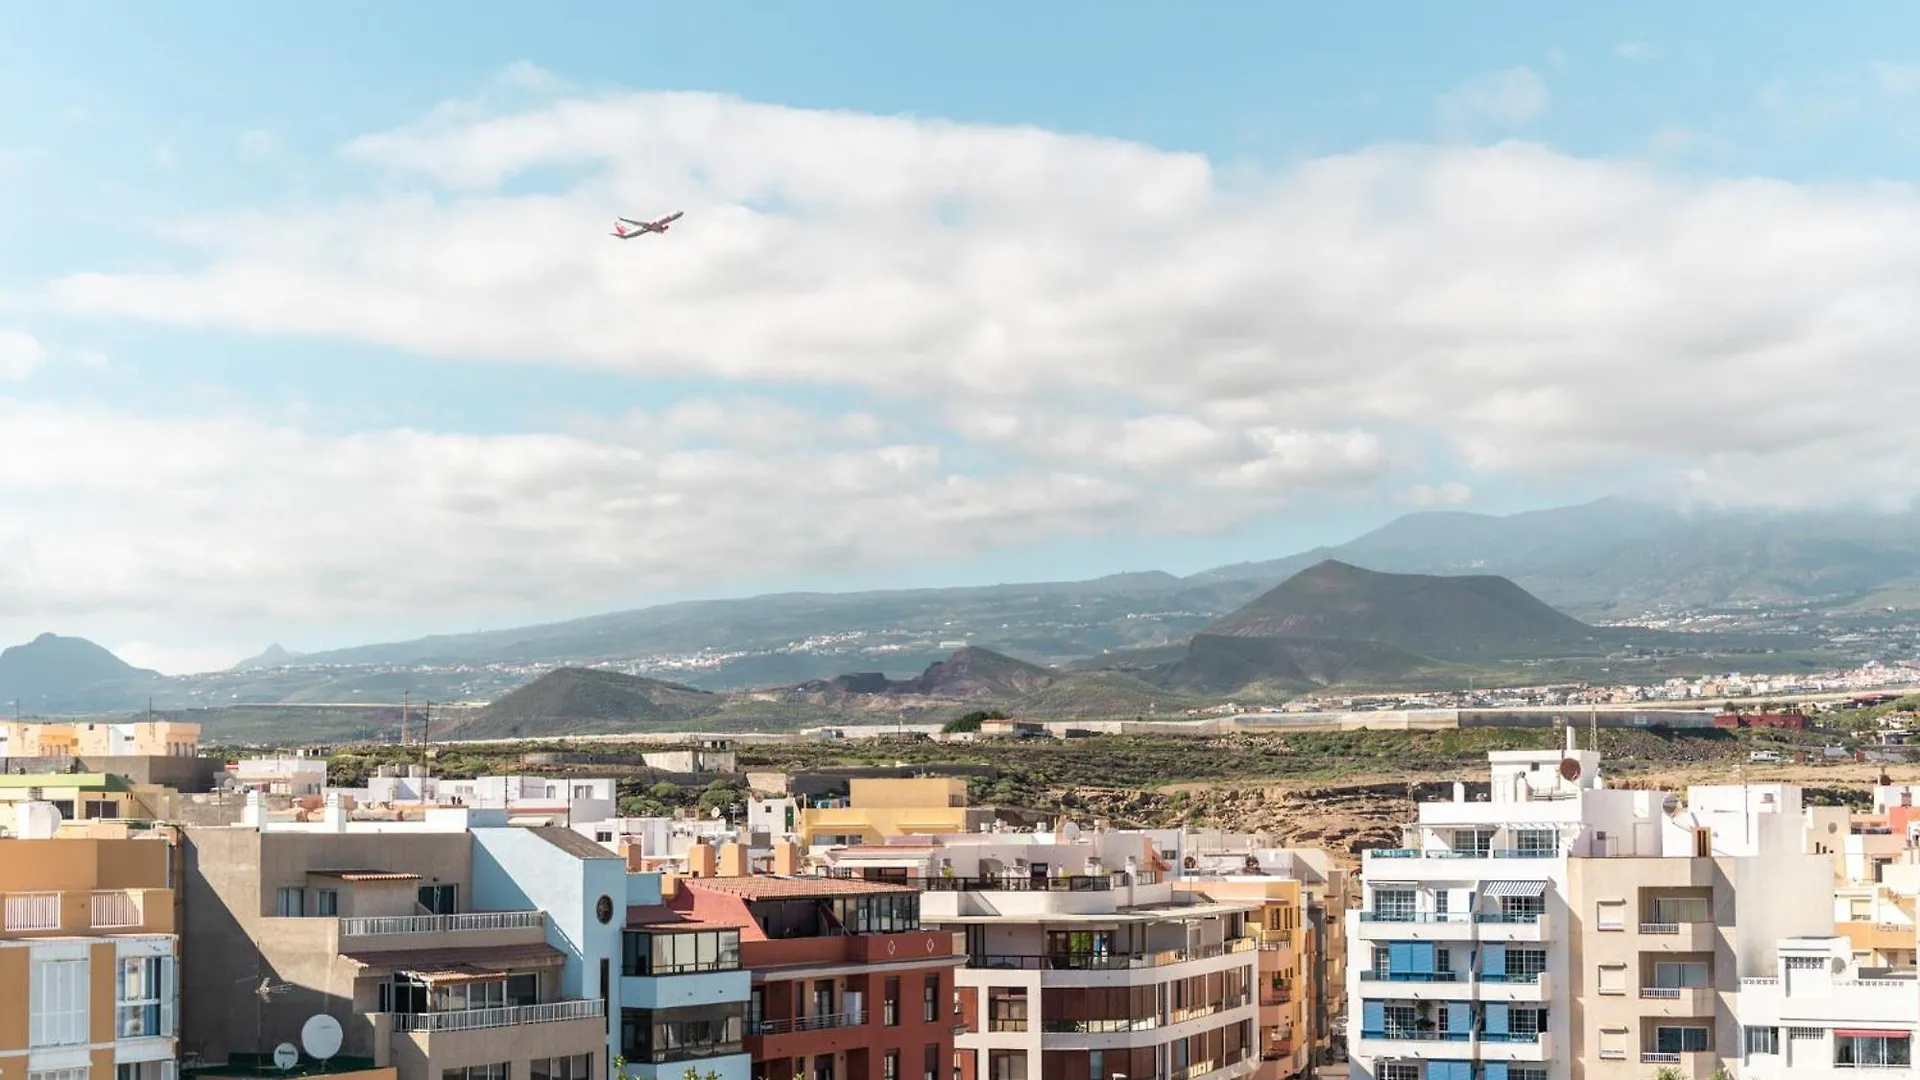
<box><xmin>180</xmin><ymin>810</ymin><xmax>607</xmax><ymax>1080</ymax></box>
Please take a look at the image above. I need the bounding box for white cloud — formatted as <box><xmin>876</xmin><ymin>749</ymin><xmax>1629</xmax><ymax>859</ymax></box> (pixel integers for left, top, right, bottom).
<box><xmin>27</xmin><ymin>75</ymin><xmax>1920</xmax><ymax>627</ymax></box>
<box><xmin>0</xmin><ymin>331</ymin><xmax>47</xmax><ymax>379</ymax></box>
<box><xmin>1614</xmin><ymin>42</ymin><xmax>1660</xmax><ymax>62</ymax></box>
<box><xmin>1872</xmin><ymin>61</ymin><xmax>1920</xmax><ymax>98</ymax></box>
<box><xmin>113</xmin><ymin>641</ymin><xmax>253</xmax><ymax>676</ymax></box>
<box><xmin>1437</xmin><ymin>66</ymin><xmax>1549</xmax><ymax>132</ymax></box>
<box><xmin>1396</xmin><ymin>483</ymin><xmax>1473</xmax><ymax>508</ymax></box>
<box><xmin>238</xmin><ymin>129</ymin><xmax>279</xmax><ymax>161</ymax></box>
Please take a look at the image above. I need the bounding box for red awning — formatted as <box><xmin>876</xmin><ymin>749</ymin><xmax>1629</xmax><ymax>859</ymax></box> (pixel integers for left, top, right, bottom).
<box><xmin>1833</xmin><ymin>1028</ymin><xmax>1911</xmax><ymax>1038</ymax></box>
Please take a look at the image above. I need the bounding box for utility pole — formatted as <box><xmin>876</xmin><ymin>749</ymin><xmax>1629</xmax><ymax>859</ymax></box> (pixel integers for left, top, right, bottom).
<box><xmin>420</xmin><ymin>702</ymin><xmax>432</xmax><ymax>773</ymax></box>
<box><xmin>400</xmin><ymin>690</ymin><xmax>410</xmax><ymax>748</ymax></box>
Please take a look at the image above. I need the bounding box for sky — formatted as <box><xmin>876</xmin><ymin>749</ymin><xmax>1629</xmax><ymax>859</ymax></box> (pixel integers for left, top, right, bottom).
<box><xmin>8</xmin><ymin>2</ymin><xmax>1920</xmax><ymax>673</ymax></box>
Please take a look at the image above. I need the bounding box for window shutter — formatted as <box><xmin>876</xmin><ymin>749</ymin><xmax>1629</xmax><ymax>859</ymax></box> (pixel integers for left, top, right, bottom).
<box><xmin>160</xmin><ymin>955</ymin><xmax>178</xmax><ymax>1036</ymax></box>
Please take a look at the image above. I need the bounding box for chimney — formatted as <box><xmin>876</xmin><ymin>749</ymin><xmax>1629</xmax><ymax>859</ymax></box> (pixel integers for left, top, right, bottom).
<box><xmin>322</xmin><ymin>791</ymin><xmax>347</xmax><ymax>832</ymax></box>
<box><xmin>622</xmin><ymin>842</ymin><xmax>645</xmax><ymax>872</ymax></box>
<box><xmin>772</xmin><ymin>841</ymin><xmax>801</xmax><ymax>875</ymax></box>
<box><xmin>687</xmin><ymin>840</ymin><xmax>716</xmax><ymax>878</ymax></box>
<box><xmin>1452</xmin><ymin>781</ymin><xmax>1465</xmax><ymax>803</ymax></box>
<box><xmin>719</xmin><ymin>841</ymin><xmax>749</xmax><ymax>877</ymax></box>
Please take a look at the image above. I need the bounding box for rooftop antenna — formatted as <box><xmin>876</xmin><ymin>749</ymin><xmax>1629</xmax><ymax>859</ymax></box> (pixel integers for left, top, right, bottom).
<box><xmin>419</xmin><ymin>701</ymin><xmax>432</xmax><ymax>772</ymax></box>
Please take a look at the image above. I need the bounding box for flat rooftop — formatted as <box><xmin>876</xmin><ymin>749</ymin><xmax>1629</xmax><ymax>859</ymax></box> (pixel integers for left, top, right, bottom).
<box><xmin>689</xmin><ymin>875</ymin><xmax>918</xmax><ymax>900</ymax></box>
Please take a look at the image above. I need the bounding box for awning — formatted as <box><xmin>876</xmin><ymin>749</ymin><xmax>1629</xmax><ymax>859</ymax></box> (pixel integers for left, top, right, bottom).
<box><xmin>403</xmin><ymin>965</ymin><xmax>505</xmax><ymax>986</ymax></box>
<box><xmin>340</xmin><ymin>942</ymin><xmax>564</xmax><ymax>975</ymax></box>
<box><xmin>1834</xmin><ymin>1028</ymin><xmax>1912</xmax><ymax>1038</ymax></box>
<box><xmin>1481</xmin><ymin>880</ymin><xmax>1549</xmax><ymax>899</ymax></box>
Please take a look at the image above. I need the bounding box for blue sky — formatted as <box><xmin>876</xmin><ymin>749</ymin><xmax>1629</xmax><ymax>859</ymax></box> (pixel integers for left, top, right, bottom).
<box><xmin>6</xmin><ymin>2</ymin><xmax>1920</xmax><ymax>671</ymax></box>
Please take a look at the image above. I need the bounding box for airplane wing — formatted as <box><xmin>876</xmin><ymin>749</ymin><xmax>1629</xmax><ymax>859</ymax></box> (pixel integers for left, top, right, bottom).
<box><xmin>616</xmin><ymin>216</ymin><xmax>646</xmax><ymax>226</ymax></box>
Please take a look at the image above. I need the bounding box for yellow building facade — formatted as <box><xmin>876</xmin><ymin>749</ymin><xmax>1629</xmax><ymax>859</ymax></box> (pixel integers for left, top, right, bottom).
<box><xmin>0</xmin><ymin>722</ymin><xmax>200</xmax><ymax>760</ymax></box>
<box><xmin>1181</xmin><ymin>877</ymin><xmax>1312</xmax><ymax>1080</ymax></box>
<box><xmin>0</xmin><ymin>828</ymin><xmax>179</xmax><ymax>1080</ymax></box>
<box><xmin>798</xmin><ymin>777</ymin><xmax>983</xmax><ymax>846</ymax></box>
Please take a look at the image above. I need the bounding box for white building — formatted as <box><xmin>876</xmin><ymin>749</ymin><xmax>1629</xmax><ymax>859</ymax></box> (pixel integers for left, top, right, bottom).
<box><xmin>332</xmin><ymin>769</ymin><xmax>617</xmax><ymax>825</ymax></box>
<box><xmin>1734</xmin><ymin>935</ymin><xmax>1916</xmax><ymax>1077</ymax></box>
<box><xmin>229</xmin><ymin>754</ymin><xmax>329</xmax><ymax>796</ymax></box>
<box><xmin>1347</xmin><ymin>733</ymin><xmax>1836</xmax><ymax>1080</ymax></box>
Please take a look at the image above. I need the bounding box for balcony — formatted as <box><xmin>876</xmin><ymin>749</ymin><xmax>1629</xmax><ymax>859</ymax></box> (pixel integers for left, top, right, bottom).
<box><xmin>967</xmin><ymin>937</ymin><xmax>1256</xmax><ymax>973</ymax></box>
<box><xmin>92</xmin><ymin>889</ymin><xmax>146</xmax><ymax>929</ymax></box>
<box><xmin>1355</xmin><ymin>1029</ymin><xmax>1474</xmax><ymax>1058</ymax></box>
<box><xmin>1638</xmin><ymin>987</ymin><xmax>1715</xmax><ymax>1015</ymax></box>
<box><xmin>1477</xmin><ymin>971</ymin><xmax>1552</xmax><ymax>1003</ymax></box>
<box><xmin>1474</xmin><ymin>912</ymin><xmax>1550</xmax><ymax>943</ymax></box>
<box><xmin>4</xmin><ymin>891</ymin><xmax>61</xmax><ymax>932</ymax></box>
<box><xmin>392</xmin><ymin>999</ymin><xmax>604</xmax><ymax>1033</ymax></box>
<box><xmin>1257</xmin><ymin>927</ymin><xmax>1294</xmax><ymax>951</ymax></box>
<box><xmin>1638</xmin><ymin>921</ymin><xmax>1718</xmax><ymax>951</ymax></box>
<box><xmin>1355</xmin><ymin>912</ymin><xmax>1476</xmax><ymax>942</ymax></box>
<box><xmin>1478</xmin><ymin>1031</ymin><xmax>1553</xmax><ymax>1063</ymax></box>
<box><xmin>748</xmin><ymin>1011</ymin><xmax>866</xmax><ymax>1036</ymax></box>
<box><xmin>341</xmin><ymin>911</ymin><xmax>545</xmax><ymax>936</ymax></box>
<box><xmin>1357</xmin><ymin>971</ymin><xmax>1470</xmax><ymax>1002</ymax></box>
<box><xmin>335</xmin><ymin>910</ymin><xmax>548</xmax><ymax>954</ymax></box>
<box><xmin>1638</xmin><ymin>1049</ymin><xmax>1716</xmax><ymax>1079</ymax></box>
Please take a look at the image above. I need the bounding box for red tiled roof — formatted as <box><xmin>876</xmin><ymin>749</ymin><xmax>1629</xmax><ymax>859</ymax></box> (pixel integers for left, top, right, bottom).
<box><xmin>626</xmin><ymin>903</ymin><xmax>743</xmax><ymax>933</ymax></box>
<box><xmin>307</xmin><ymin>869</ymin><xmax>422</xmax><ymax>882</ymax></box>
<box><xmin>684</xmin><ymin>875</ymin><xmax>917</xmax><ymax>900</ymax></box>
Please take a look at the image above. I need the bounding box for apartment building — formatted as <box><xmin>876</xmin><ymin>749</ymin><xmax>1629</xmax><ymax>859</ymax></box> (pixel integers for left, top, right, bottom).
<box><xmin>1177</xmin><ymin>873</ymin><xmax>1307</xmax><ymax>1080</ymax></box>
<box><xmin>180</xmin><ymin>797</ymin><xmax>624</xmax><ymax>1080</ymax></box>
<box><xmin>667</xmin><ymin>875</ymin><xmax>962</xmax><ymax>1080</ymax></box>
<box><xmin>0</xmin><ymin>805</ymin><xmax>180</xmax><ymax>1080</ymax></box>
<box><xmin>1179</xmin><ymin>843</ymin><xmax>1353</xmax><ymax>1071</ymax></box>
<box><xmin>332</xmin><ymin>770</ymin><xmax>618</xmax><ymax>827</ymax></box>
<box><xmin>798</xmin><ymin>779</ymin><xmax>990</xmax><ymax>849</ymax></box>
<box><xmin>229</xmin><ymin>756</ymin><xmax>330</xmax><ymax>797</ymax></box>
<box><xmin>0</xmin><ymin>775</ymin><xmax>180</xmax><ymax>831</ymax></box>
<box><xmin>1733</xmin><ymin>935</ymin><xmax>1915</xmax><ymax>1076</ymax></box>
<box><xmin>622</xmin><ymin>885</ymin><xmax>753</xmax><ymax>1080</ymax></box>
<box><xmin>1347</xmin><ymin>738</ymin><xmax>1834</xmax><ymax>1080</ymax></box>
<box><xmin>828</xmin><ymin>826</ymin><xmax>1259</xmax><ymax>1080</ymax></box>
<box><xmin>0</xmin><ymin>721</ymin><xmax>200</xmax><ymax>760</ymax></box>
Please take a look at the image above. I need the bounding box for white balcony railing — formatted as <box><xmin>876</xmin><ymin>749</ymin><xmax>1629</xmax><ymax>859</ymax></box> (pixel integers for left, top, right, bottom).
<box><xmin>340</xmin><ymin>911</ymin><xmax>544</xmax><ymax>937</ymax></box>
<box><xmin>4</xmin><ymin>892</ymin><xmax>61</xmax><ymax>931</ymax></box>
<box><xmin>392</xmin><ymin>999</ymin><xmax>604</xmax><ymax>1033</ymax></box>
<box><xmin>92</xmin><ymin>890</ymin><xmax>143</xmax><ymax>929</ymax></box>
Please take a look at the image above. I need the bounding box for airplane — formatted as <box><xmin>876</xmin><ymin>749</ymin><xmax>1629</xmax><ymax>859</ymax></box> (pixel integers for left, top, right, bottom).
<box><xmin>612</xmin><ymin>211</ymin><xmax>683</xmax><ymax>239</ymax></box>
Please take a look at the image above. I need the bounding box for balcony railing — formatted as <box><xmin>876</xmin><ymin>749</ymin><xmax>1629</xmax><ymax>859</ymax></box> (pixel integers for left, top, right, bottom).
<box><xmin>1366</xmin><ymin>849</ymin><xmax>1560</xmax><ymax>860</ymax></box>
<box><xmin>1359</xmin><ymin>970</ymin><xmax>1463</xmax><ymax>983</ymax></box>
<box><xmin>1359</xmin><ymin>912</ymin><xmax>1472</xmax><ymax>924</ymax></box>
<box><xmin>392</xmin><ymin>999</ymin><xmax>603</xmax><ymax>1033</ymax></box>
<box><xmin>1041</xmin><ymin>1017</ymin><xmax>1158</xmax><ymax>1034</ymax></box>
<box><xmin>968</xmin><ymin>938</ymin><xmax>1256</xmax><ymax>972</ymax></box>
<box><xmin>749</xmin><ymin>1010</ymin><xmax>866</xmax><ymax>1036</ymax></box>
<box><xmin>92</xmin><ymin>890</ymin><xmax>144</xmax><ymax>929</ymax></box>
<box><xmin>919</xmin><ymin>875</ymin><xmax>1115</xmax><ymax>892</ymax></box>
<box><xmin>1474</xmin><ymin>912</ymin><xmax>1544</xmax><ymax>925</ymax></box>
<box><xmin>340</xmin><ymin>911</ymin><xmax>544</xmax><ymax>936</ymax></box>
<box><xmin>4</xmin><ymin>892</ymin><xmax>60</xmax><ymax>931</ymax></box>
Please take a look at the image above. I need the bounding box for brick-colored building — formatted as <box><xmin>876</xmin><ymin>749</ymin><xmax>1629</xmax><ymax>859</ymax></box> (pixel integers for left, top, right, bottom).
<box><xmin>669</xmin><ymin>876</ymin><xmax>964</xmax><ymax>1080</ymax></box>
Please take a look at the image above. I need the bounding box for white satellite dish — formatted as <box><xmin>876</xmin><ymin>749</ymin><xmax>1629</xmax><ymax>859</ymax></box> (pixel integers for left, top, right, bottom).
<box><xmin>301</xmin><ymin>1014</ymin><xmax>343</xmax><ymax>1061</ymax></box>
<box><xmin>272</xmin><ymin>1044</ymin><xmax>299</xmax><ymax>1071</ymax></box>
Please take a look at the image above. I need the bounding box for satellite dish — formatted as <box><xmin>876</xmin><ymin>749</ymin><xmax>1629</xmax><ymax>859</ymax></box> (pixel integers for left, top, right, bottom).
<box><xmin>272</xmin><ymin>1044</ymin><xmax>299</xmax><ymax>1071</ymax></box>
<box><xmin>1558</xmin><ymin>757</ymin><xmax>1582</xmax><ymax>781</ymax></box>
<box><xmin>1661</xmin><ymin>794</ymin><xmax>1680</xmax><ymax>817</ymax></box>
<box><xmin>301</xmin><ymin>1014</ymin><xmax>343</xmax><ymax>1061</ymax></box>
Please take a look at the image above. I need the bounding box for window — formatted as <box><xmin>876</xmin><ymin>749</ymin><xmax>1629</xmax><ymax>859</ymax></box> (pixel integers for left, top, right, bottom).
<box><xmin>1836</xmin><ymin>1034</ymin><xmax>1911</xmax><ymax>1068</ymax></box>
<box><xmin>530</xmin><ymin>1055</ymin><xmax>592</xmax><ymax>1080</ymax></box>
<box><xmin>274</xmin><ymin>887</ymin><xmax>304</xmax><ymax>917</ymax></box>
<box><xmin>619</xmin><ymin>1003</ymin><xmax>748</xmax><ymax>1064</ymax></box>
<box><xmin>418</xmin><ymin>885</ymin><xmax>457</xmax><ymax>914</ymax></box>
<box><xmin>1379</xmin><ymin>1066</ymin><xmax>1419</xmax><ymax>1080</ymax></box>
<box><xmin>1598</xmin><ymin>1028</ymin><xmax>1627</xmax><ymax>1060</ymax></box>
<box><xmin>1506</xmin><ymin>949</ymin><xmax>1545</xmax><ymax>979</ymax></box>
<box><xmin>1652</xmin><ymin>961</ymin><xmax>1710</xmax><ymax>989</ymax></box>
<box><xmin>117</xmin><ymin>956</ymin><xmax>176</xmax><ymax>1038</ymax></box>
<box><xmin>1597</xmin><ymin>964</ymin><xmax>1627</xmax><ymax>995</ymax></box>
<box><xmin>1655</xmin><ymin>1025</ymin><xmax>1711</xmax><ymax>1053</ymax></box>
<box><xmin>924</xmin><ymin>1044</ymin><xmax>940</xmax><ymax>1080</ymax></box>
<box><xmin>31</xmin><ymin>957</ymin><xmax>88</xmax><ymax>1047</ymax></box>
<box><xmin>1512</xmin><ymin>829</ymin><xmax>1557</xmax><ymax>857</ymax></box>
<box><xmin>442</xmin><ymin>1066</ymin><xmax>508</xmax><ymax>1080</ymax></box>
<box><xmin>883</xmin><ymin>1051</ymin><xmax>899</xmax><ymax>1080</ymax></box>
<box><xmin>1649</xmin><ymin>896</ymin><xmax>1711</xmax><ymax>924</ymax></box>
<box><xmin>1745</xmin><ymin>1026</ymin><xmax>1780</xmax><ymax>1057</ymax></box>
<box><xmin>987</xmin><ymin>987</ymin><xmax>1028</xmax><ymax>1032</ymax></box>
<box><xmin>1371</xmin><ymin>889</ymin><xmax>1414</xmax><ymax>920</ymax></box>
<box><xmin>924</xmin><ymin>974</ymin><xmax>939</xmax><ymax>1022</ymax></box>
<box><xmin>1596</xmin><ymin>900</ymin><xmax>1626</xmax><ymax>930</ymax></box>
<box><xmin>622</xmin><ymin>928</ymin><xmax>743</xmax><ymax>976</ymax></box>
<box><xmin>885</xmin><ymin>977</ymin><xmax>900</xmax><ymax>1026</ymax></box>
<box><xmin>32</xmin><ymin>1070</ymin><xmax>90</xmax><ymax>1080</ymax></box>
<box><xmin>314</xmin><ymin>890</ymin><xmax>339</xmax><ymax>917</ymax></box>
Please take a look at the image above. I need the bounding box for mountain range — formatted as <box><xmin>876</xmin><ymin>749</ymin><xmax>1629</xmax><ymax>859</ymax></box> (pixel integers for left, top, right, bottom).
<box><xmin>11</xmin><ymin>495</ymin><xmax>1920</xmax><ymax>719</ymax></box>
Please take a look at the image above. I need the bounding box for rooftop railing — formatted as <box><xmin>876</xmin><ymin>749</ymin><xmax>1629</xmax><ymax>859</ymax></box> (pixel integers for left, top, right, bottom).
<box><xmin>392</xmin><ymin>999</ymin><xmax>603</xmax><ymax>1033</ymax></box>
<box><xmin>340</xmin><ymin>911</ymin><xmax>544</xmax><ymax>936</ymax></box>
<box><xmin>4</xmin><ymin>892</ymin><xmax>60</xmax><ymax>932</ymax></box>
